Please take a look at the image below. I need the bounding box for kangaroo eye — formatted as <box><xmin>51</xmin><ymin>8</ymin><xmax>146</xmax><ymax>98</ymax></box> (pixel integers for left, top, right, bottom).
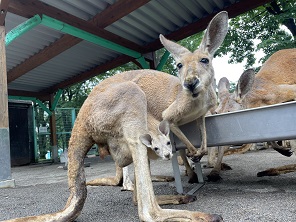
<box><xmin>200</xmin><ymin>58</ymin><xmax>209</xmax><ymax>64</ymax></box>
<box><xmin>176</xmin><ymin>63</ymin><xmax>183</xmax><ymax>69</ymax></box>
<box><xmin>154</xmin><ymin>147</ymin><xmax>159</xmax><ymax>151</ymax></box>
<box><xmin>167</xmin><ymin>141</ymin><xmax>171</xmax><ymax>145</ymax></box>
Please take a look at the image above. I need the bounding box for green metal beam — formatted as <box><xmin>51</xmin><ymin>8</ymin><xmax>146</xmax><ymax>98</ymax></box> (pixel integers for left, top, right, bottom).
<box><xmin>156</xmin><ymin>50</ymin><xmax>170</xmax><ymax>71</ymax></box>
<box><xmin>6</xmin><ymin>14</ymin><xmax>149</xmax><ymax>70</ymax></box>
<box><xmin>41</xmin><ymin>15</ymin><xmax>143</xmax><ymax>59</ymax></box>
<box><xmin>32</xmin><ymin>105</ymin><xmax>39</xmax><ymax>162</ymax></box>
<box><xmin>8</xmin><ymin>95</ymin><xmax>52</xmax><ymax>116</ymax></box>
<box><xmin>136</xmin><ymin>56</ymin><xmax>149</xmax><ymax>69</ymax></box>
<box><xmin>5</xmin><ymin>14</ymin><xmax>42</xmax><ymax>46</ymax></box>
<box><xmin>50</xmin><ymin>89</ymin><xmax>63</xmax><ymax>111</ymax></box>
<box><xmin>36</xmin><ymin>99</ymin><xmax>52</xmax><ymax>116</ymax></box>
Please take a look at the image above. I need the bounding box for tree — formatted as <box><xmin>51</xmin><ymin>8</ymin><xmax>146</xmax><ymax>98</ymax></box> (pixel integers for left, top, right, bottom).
<box><xmin>216</xmin><ymin>0</ymin><xmax>295</xmax><ymax>69</ymax></box>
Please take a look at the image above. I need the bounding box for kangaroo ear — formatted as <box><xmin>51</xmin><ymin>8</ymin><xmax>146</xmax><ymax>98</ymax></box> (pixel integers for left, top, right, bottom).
<box><xmin>159</xmin><ymin>34</ymin><xmax>190</xmax><ymax>61</ymax></box>
<box><xmin>235</xmin><ymin>69</ymin><xmax>255</xmax><ymax>101</ymax></box>
<box><xmin>139</xmin><ymin>134</ymin><xmax>152</xmax><ymax>148</ymax></box>
<box><xmin>158</xmin><ymin>120</ymin><xmax>170</xmax><ymax>137</ymax></box>
<box><xmin>198</xmin><ymin>11</ymin><xmax>228</xmax><ymax>55</ymax></box>
<box><xmin>217</xmin><ymin>77</ymin><xmax>230</xmax><ymax>100</ymax></box>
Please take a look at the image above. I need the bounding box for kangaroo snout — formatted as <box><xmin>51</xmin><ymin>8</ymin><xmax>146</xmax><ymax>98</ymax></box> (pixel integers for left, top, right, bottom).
<box><xmin>163</xmin><ymin>152</ymin><xmax>172</xmax><ymax>160</ymax></box>
<box><xmin>184</xmin><ymin>77</ymin><xmax>200</xmax><ymax>96</ymax></box>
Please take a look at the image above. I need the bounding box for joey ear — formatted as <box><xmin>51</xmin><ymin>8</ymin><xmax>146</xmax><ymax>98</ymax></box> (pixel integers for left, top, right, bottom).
<box><xmin>159</xmin><ymin>34</ymin><xmax>190</xmax><ymax>61</ymax></box>
<box><xmin>235</xmin><ymin>69</ymin><xmax>255</xmax><ymax>100</ymax></box>
<box><xmin>158</xmin><ymin>120</ymin><xmax>170</xmax><ymax>137</ymax></box>
<box><xmin>198</xmin><ymin>11</ymin><xmax>228</xmax><ymax>55</ymax></box>
<box><xmin>139</xmin><ymin>134</ymin><xmax>153</xmax><ymax>148</ymax></box>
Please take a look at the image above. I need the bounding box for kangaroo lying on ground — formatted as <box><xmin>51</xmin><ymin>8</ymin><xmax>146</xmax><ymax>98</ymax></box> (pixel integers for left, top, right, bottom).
<box><xmin>4</xmin><ymin>82</ymin><xmax>222</xmax><ymax>222</ymax></box>
<box><xmin>208</xmin><ymin>48</ymin><xmax>296</xmax><ymax>181</ymax></box>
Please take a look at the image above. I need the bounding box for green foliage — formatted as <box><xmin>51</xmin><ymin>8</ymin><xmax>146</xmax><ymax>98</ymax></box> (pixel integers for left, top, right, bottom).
<box><xmin>229</xmin><ymin>82</ymin><xmax>237</xmax><ymax>93</ymax></box>
<box><xmin>216</xmin><ymin>0</ymin><xmax>295</xmax><ymax>69</ymax></box>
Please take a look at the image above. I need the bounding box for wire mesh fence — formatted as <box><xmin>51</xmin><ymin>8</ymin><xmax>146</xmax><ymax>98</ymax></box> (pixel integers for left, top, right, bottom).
<box><xmin>35</xmin><ymin>107</ymin><xmax>79</xmax><ymax>161</ymax></box>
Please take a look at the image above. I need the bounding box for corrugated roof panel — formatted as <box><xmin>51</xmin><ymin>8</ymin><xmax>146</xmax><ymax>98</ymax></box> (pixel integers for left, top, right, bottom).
<box><xmin>8</xmin><ymin>39</ymin><xmax>121</xmax><ymax>92</ymax></box>
<box><xmin>195</xmin><ymin>0</ymin><xmax>215</xmax><ymax>14</ymax></box>
<box><xmin>40</xmin><ymin>0</ymin><xmax>92</xmax><ymax>20</ymax></box>
<box><xmin>181</xmin><ymin>1</ymin><xmax>206</xmax><ymax>18</ymax></box>
<box><xmin>213</xmin><ymin>0</ymin><xmax>226</xmax><ymax>9</ymax></box>
<box><xmin>159</xmin><ymin>0</ymin><xmax>193</xmax><ymax>24</ymax></box>
<box><xmin>104</xmin><ymin>0</ymin><xmax>220</xmax><ymax>45</ymax></box>
<box><xmin>63</xmin><ymin>0</ymin><xmax>99</xmax><ymax>15</ymax></box>
<box><xmin>40</xmin><ymin>0</ymin><xmax>116</xmax><ymax>20</ymax></box>
<box><xmin>5</xmin><ymin>12</ymin><xmax>63</xmax><ymax>72</ymax></box>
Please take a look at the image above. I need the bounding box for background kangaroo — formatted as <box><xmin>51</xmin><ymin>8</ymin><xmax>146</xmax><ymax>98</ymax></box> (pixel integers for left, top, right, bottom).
<box><xmin>209</xmin><ymin>48</ymin><xmax>296</xmax><ymax>181</ymax></box>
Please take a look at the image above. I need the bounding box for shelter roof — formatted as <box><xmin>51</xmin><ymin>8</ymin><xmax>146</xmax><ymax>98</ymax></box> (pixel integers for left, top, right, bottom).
<box><xmin>3</xmin><ymin>0</ymin><xmax>272</xmax><ymax>101</ymax></box>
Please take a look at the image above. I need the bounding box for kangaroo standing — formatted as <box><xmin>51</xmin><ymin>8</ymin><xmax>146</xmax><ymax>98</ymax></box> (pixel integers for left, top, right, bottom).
<box><xmin>4</xmin><ymin>11</ymin><xmax>228</xmax><ymax>222</ymax></box>
<box><xmin>91</xmin><ymin>11</ymin><xmax>228</xmax><ymax>183</ymax></box>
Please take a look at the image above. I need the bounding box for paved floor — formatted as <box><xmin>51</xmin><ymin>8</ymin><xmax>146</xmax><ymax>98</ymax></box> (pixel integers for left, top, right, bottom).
<box><xmin>1</xmin><ymin>149</ymin><xmax>296</xmax><ymax>222</ymax></box>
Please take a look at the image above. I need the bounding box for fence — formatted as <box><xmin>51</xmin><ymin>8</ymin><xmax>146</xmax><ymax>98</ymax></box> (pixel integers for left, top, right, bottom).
<box><xmin>35</xmin><ymin>107</ymin><xmax>79</xmax><ymax>161</ymax></box>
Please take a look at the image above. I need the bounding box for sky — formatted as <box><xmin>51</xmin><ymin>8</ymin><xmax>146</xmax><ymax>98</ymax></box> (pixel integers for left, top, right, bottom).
<box><xmin>212</xmin><ymin>49</ymin><xmax>265</xmax><ymax>84</ymax></box>
<box><xmin>212</xmin><ymin>55</ymin><xmax>245</xmax><ymax>84</ymax></box>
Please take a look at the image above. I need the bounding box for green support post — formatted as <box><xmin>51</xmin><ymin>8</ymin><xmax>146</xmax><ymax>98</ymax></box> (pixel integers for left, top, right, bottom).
<box><xmin>136</xmin><ymin>56</ymin><xmax>149</xmax><ymax>69</ymax></box>
<box><xmin>50</xmin><ymin>89</ymin><xmax>63</xmax><ymax>111</ymax></box>
<box><xmin>32</xmin><ymin>103</ymin><xmax>39</xmax><ymax>162</ymax></box>
<box><xmin>156</xmin><ymin>50</ymin><xmax>170</xmax><ymax>71</ymax></box>
<box><xmin>71</xmin><ymin>108</ymin><xmax>76</xmax><ymax>128</ymax></box>
<box><xmin>8</xmin><ymin>96</ymin><xmax>52</xmax><ymax>116</ymax></box>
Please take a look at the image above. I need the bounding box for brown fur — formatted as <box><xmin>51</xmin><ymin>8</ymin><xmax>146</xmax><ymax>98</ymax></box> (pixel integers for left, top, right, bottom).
<box><xmin>209</xmin><ymin>49</ymin><xmax>296</xmax><ymax>181</ymax></box>
<box><xmin>3</xmin><ymin>11</ymin><xmax>229</xmax><ymax>222</ymax></box>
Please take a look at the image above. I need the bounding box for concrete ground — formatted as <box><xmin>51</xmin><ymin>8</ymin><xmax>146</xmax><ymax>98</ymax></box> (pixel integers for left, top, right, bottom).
<box><xmin>1</xmin><ymin>148</ymin><xmax>296</xmax><ymax>222</ymax></box>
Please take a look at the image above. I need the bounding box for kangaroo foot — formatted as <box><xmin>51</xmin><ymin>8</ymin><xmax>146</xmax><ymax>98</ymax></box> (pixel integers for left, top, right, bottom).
<box><xmin>156</xmin><ymin>194</ymin><xmax>197</xmax><ymax>205</ymax></box>
<box><xmin>273</xmin><ymin>147</ymin><xmax>293</xmax><ymax>157</ymax></box>
<box><xmin>148</xmin><ymin>209</ymin><xmax>223</xmax><ymax>222</ymax></box>
<box><xmin>221</xmin><ymin>163</ymin><xmax>232</xmax><ymax>171</ymax></box>
<box><xmin>257</xmin><ymin>169</ymin><xmax>279</xmax><ymax>177</ymax></box>
<box><xmin>152</xmin><ymin>175</ymin><xmax>175</xmax><ymax>182</ymax></box>
<box><xmin>207</xmin><ymin>170</ymin><xmax>222</xmax><ymax>182</ymax></box>
<box><xmin>188</xmin><ymin>171</ymin><xmax>199</xmax><ymax>184</ymax></box>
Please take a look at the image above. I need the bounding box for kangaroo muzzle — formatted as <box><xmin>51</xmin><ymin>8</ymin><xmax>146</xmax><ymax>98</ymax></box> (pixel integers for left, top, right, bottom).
<box><xmin>184</xmin><ymin>77</ymin><xmax>200</xmax><ymax>97</ymax></box>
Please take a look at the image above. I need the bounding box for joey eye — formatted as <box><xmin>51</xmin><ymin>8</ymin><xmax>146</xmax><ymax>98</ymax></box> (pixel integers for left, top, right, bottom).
<box><xmin>176</xmin><ymin>63</ymin><xmax>183</xmax><ymax>69</ymax></box>
<box><xmin>200</xmin><ymin>58</ymin><xmax>209</xmax><ymax>64</ymax></box>
<box><xmin>167</xmin><ymin>141</ymin><xmax>171</xmax><ymax>145</ymax></box>
<box><xmin>154</xmin><ymin>147</ymin><xmax>159</xmax><ymax>151</ymax></box>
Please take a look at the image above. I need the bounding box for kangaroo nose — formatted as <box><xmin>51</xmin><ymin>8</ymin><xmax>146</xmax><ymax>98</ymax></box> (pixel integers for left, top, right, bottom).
<box><xmin>184</xmin><ymin>78</ymin><xmax>199</xmax><ymax>92</ymax></box>
<box><xmin>164</xmin><ymin>153</ymin><xmax>172</xmax><ymax>159</ymax></box>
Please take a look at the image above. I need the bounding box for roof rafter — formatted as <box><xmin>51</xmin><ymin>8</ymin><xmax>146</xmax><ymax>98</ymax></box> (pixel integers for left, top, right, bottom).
<box><xmin>0</xmin><ymin>0</ymin><xmax>10</xmax><ymax>26</ymax></box>
<box><xmin>43</xmin><ymin>55</ymin><xmax>132</xmax><ymax>94</ymax></box>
